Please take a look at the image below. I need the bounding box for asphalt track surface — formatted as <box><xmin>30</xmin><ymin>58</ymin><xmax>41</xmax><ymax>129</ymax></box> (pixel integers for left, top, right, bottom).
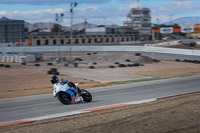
<box><xmin>0</xmin><ymin>75</ymin><xmax>200</xmax><ymax>124</ymax></box>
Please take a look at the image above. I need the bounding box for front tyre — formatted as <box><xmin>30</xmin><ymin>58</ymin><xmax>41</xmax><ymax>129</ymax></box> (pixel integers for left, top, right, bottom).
<box><xmin>57</xmin><ymin>91</ymin><xmax>71</xmax><ymax>105</ymax></box>
<box><xmin>81</xmin><ymin>89</ymin><xmax>92</xmax><ymax>102</ymax></box>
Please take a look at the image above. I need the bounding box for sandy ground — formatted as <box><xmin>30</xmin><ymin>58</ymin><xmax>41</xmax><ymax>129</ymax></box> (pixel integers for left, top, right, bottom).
<box><xmin>0</xmin><ymin>92</ymin><xmax>199</xmax><ymax>133</ymax></box>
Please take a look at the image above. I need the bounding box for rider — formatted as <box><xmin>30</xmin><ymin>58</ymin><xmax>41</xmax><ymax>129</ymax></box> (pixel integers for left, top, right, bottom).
<box><xmin>67</xmin><ymin>81</ymin><xmax>83</xmax><ymax>94</ymax></box>
<box><xmin>51</xmin><ymin>76</ymin><xmax>82</xmax><ymax>94</ymax></box>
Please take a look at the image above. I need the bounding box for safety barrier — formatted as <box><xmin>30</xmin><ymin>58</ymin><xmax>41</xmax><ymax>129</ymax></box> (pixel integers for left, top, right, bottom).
<box><xmin>0</xmin><ymin>54</ymin><xmax>37</xmax><ymax>63</ymax></box>
<box><xmin>0</xmin><ymin>45</ymin><xmax>200</xmax><ymax>56</ymax></box>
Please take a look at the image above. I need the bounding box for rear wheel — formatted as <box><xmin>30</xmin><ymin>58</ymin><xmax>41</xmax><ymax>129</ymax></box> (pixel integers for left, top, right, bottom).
<box><xmin>81</xmin><ymin>89</ymin><xmax>92</xmax><ymax>102</ymax></box>
<box><xmin>57</xmin><ymin>91</ymin><xmax>71</xmax><ymax>105</ymax></box>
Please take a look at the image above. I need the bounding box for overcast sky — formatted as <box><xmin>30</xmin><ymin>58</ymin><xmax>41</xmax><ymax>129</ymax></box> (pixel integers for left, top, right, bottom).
<box><xmin>0</xmin><ymin>0</ymin><xmax>199</xmax><ymax>26</ymax></box>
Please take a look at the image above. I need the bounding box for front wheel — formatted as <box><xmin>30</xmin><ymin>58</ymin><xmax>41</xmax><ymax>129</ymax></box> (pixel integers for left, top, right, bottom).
<box><xmin>81</xmin><ymin>89</ymin><xmax>92</xmax><ymax>102</ymax></box>
<box><xmin>57</xmin><ymin>91</ymin><xmax>71</xmax><ymax>105</ymax></box>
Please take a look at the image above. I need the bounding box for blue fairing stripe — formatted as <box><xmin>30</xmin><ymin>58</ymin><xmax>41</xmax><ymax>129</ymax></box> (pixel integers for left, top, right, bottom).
<box><xmin>66</xmin><ymin>88</ymin><xmax>77</xmax><ymax>98</ymax></box>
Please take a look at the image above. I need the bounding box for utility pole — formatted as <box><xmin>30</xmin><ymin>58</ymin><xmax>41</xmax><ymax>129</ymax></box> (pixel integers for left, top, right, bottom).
<box><xmin>84</xmin><ymin>19</ymin><xmax>87</xmax><ymax>34</ymax></box>
<box><xmin>55</xmin><ymin>13</ymin><xmax>64</xmax><ymax>62</ymax></box>
<box><xmin>136</xmin><ymin>0</ymin><xmax>140</xmax><ymax>9</ymax></box>
<box><xmin>69</xmin><ymin>2</ymin><xmax>78</xmax><ymax>65</ymax></box>
<box><xmin>103</xmin><ymin>17</ymin><xmax>106</xmax><ymax>26</ymax></box>
<box><xmin>156</xmin><ymin>18</ymin><xmax>161</xmax><ymax>40</ymax></box>
<box><xmin>84</xmin><ymin>19</ymin><xmax>87</xmax><ymax>28</ymax></box>
<box><xmin>169</xmin><ymin>15</ymin><xmax>173</xmax><ymax>25</ymax></box>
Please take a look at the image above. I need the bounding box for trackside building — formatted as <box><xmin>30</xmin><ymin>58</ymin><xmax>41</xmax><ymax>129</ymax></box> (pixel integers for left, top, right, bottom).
<box><xmin>0</xmin><ymin>17</ymin><xmax>25</xmax><ymax>45</ymax></box>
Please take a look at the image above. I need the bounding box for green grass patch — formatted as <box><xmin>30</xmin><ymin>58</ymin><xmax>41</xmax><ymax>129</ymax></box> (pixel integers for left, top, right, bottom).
<box><xmin>112</xmin><ymin>77</ymin><xmax>167</xmax><ymax>83</ymax></box>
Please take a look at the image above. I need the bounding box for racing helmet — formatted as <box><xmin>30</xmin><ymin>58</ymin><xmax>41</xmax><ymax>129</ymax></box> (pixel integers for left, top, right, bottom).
<box><xmin>50</xmin><ymin>75</ymin><xmax>59</xmax><ymax>84</ymax></box>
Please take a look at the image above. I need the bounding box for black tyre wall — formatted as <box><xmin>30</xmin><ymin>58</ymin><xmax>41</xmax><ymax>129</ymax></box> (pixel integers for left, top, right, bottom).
<box><xmin>57</xmin><ymin>91</ymin><xmax>71</xmax><ymax>105</ymax></box>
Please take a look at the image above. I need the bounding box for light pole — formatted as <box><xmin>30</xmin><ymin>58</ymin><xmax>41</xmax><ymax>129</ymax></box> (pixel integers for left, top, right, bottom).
<box><xmin>69</xmin><ymin>2</ymin><xmax>78</xmax><ymax>64</ymax></box>
<box><xmin>136</xmin><ymin>0</ymin><xmax>140</xmax><ymax>9</ymax></box>
<box><xmin>169</xmin><ymin>15</ymin><xmax>173</xmax><ymax>25</ymax></box>
<box><xmin>156</xmin><ymin>18</ymin><xmax>161</xmax><ymax>40</ymax></box>
<box><xmin>103</xmin><ymin>17</ymin><xmax>106</xmax><ymax>26</ymax></box>
<box><xmin>55</xmin><ymin>13</ymin><xmax>64</xmax><ymax>62</ymax></box>
<box><xmin>84</xmin><ymin>19</ymin><xmax>87</xmax><ymax>29</ymax></box>
<box><xmin>83</xmin><ymin>19</ymin><xmax>88</xmax><ymax>35</ymax></box>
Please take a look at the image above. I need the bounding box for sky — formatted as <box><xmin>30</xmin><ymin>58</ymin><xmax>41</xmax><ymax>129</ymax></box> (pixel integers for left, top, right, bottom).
<box><xmin>0</xmin><ymin>0</ymin><xmax>199</xmax><ymax>26</ymax></box>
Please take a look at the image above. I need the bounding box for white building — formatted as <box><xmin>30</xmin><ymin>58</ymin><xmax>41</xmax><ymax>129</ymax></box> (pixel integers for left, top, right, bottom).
<box><xmin>124</xmin><ymin>7</ymin><xmax>152</xmax><ymax>39</ymax></box>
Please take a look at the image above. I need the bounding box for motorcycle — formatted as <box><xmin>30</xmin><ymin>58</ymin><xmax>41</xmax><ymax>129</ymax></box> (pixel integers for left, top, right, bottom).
<box><xmin>50</xmin><ymin>76</ymin><xmax>92</xmax><ymax>105</ymax></box>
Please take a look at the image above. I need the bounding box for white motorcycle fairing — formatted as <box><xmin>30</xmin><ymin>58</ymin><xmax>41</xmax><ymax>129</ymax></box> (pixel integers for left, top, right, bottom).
<box><xmin>53</xmin><ymin>83</ymin><xmax>83</xmax><ymax>103</ymax></box>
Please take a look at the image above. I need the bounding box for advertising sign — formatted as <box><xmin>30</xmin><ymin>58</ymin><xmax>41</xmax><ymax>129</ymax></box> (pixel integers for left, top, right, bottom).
<box><xmin>181</xmin><ymin>27</ymin><xmax>194</xmax><ymax>33</ymax></box>
<box><xmin>160</xmin><ymin>27</ymin><xmax>173</xmax><ymax>34</ymax></box>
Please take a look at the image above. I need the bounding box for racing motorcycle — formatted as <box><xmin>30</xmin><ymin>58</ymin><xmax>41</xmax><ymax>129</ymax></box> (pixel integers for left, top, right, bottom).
<box><xmin>50</xmin><ymin>76</ymin><xmax>92</xmax><ymax>105</ymax></box>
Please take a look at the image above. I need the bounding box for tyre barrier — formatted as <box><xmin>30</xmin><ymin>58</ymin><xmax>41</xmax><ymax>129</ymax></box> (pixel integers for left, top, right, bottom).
<box><xmin>125</xmin><ymin>59</ymin><xmax>131</xmax><ymax>62</ymax></box>
<box><xmin>153</xmin><ymin>59</ymin><xmax>160</xmax><ymax>63</ymax></box>
<box><xmin>74</xmin><ymin>63</ymin><xmax>78</xmax><ymax>67</ymax></box>
<box><xmin>47</xmin><ymin>71</ymin><xmax>60</xmax><ymax>75</ymax></box>
<box><xmin>50</xmin><ymin>68</ymin><xmax>57</xmax><ymax>72</ymax></box>
<box><xmin>135</xmin><ymin>53</ymin><xmax>141</xmax><ymax>56</ymax></box>
<box><xmin>176</xmin><ymin>59</ymin><xmax>200</xmax><ymax>64</ymax></box>
<box><xmin>47</xmin><ymin>68</ymin><xmax>60</xmax><ymax>75</ymax></box>
<box><xmin>127</xmin><ymin>64</ymin><xmax>134</xmax><ymax>67</ymax></box>
<box><xmin>4</xmin><ymin>65</ymin><xmax>11</xmax><ymax>68</ymax></box>
<box><xmin>47</xmin><ymin>71</ymin><xmax>53</xmax><ymax>74</ymax></box>
<box><xmin>89</xmin><ymin>66</ymin><xmax>95</xmax><ymax>69</ymax></box>
<box><xmin>118</xmin><ymin>64</ymin><xmax>126</xmax><ymax>67</ymax></box>
<box><xmin>133</xmin><ymin>63</ymin><xmax>141</xmax><ymax>67</ymax></box>
<box><xmin>34</xmin><ymin>64</ymin><xmax>40</xmax><ymax>66</ymax></box>
<box><xmin>184</xmin><ymin>59</ymin><xmax>200</xmax><ymax>64</ymax></box>
<box><xmin>74</xmin><ymin>58</ymin><xmax>83</xmax><ymax>61</ymax></box>
<box><xmin>109</xmin><ymin>65</ymin><xmax>115</xmax><ymax>68</ymax></box>
<box><xmin>47</xmin><ymin>63</ymin><xmax>53</xmax><ymax>66</ymax></box>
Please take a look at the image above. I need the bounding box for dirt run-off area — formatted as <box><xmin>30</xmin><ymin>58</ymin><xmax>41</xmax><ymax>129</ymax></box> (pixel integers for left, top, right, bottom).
<box><xmin>0</xmin><ymin>53</ymin><xmax>200</xmax><ymax>99</ymax></box>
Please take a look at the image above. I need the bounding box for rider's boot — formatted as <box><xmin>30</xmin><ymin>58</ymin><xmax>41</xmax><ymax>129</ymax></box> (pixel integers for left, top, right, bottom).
<box><xmin>76</xmin><ymin>87</ymin><xmax>87</xmax><ymax>95</ymax></box>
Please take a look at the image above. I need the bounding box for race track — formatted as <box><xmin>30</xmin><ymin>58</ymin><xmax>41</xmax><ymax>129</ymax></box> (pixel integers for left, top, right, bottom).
<box><xmin>0</xmin><ymin>75</ymin><xmax>200</xmax><ymax>124</ymax></box>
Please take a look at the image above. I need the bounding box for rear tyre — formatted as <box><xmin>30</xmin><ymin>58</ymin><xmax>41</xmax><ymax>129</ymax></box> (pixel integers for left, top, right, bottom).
<box><xmin>81</xmin><ymin>89</ymin><xmax>92</xmax><ymax>102</ymax></box>
<box><xmin>57</xmin><ymin>91</ymin><xmax>71</xmax><ymax>105</ymax></box>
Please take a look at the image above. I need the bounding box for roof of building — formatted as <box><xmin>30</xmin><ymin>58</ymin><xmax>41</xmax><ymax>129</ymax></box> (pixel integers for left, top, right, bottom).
<box><xmin>0</xmin><ymin>17</ymin><xmax>10</xmax><ymax>21</ymax></box>
<box><xmin>0</xmin><ymin>16</ymin><xmax>24</xmax><ymax>22</ymax></box>
<box><xmin>131</xmin><ymin>7</ymin><xmax>150</xmax><ymax>11</ymax></box>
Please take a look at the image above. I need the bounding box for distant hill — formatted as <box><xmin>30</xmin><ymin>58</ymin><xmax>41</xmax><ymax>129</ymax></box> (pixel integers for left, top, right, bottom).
<box><xmin>25</xmin><ymin>22</ymin><xmax>97</xmax><ymax>32</ymax></box>
<box><xmin>0</xmin><ymin>16</ymin><xmax>111</xmax><ymax>32</ymax></box>
<box><xmin>25</xmin><ymin>22</ymin><xmax>69</xmax><ymax>32</ymax></box>
<box><xmin>163</xmin><ymin>16</ymin><xmax>200</xmax><ymax>26</ymax></box>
